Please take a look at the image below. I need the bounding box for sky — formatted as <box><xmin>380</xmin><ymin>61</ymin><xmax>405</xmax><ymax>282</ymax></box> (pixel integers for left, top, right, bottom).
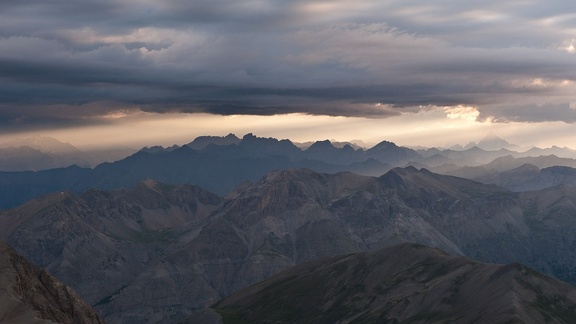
<box><xmin>1</xmin><ymin>1</ymin><xmax>576</xmax><ymax>149</ymax></box>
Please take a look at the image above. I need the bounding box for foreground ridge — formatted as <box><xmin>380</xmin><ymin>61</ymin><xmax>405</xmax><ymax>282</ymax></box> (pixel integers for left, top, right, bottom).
<box><xmin>215</xmin><ymin>243</ymin><xmax>576</xmax><ymax>324</ymax></box>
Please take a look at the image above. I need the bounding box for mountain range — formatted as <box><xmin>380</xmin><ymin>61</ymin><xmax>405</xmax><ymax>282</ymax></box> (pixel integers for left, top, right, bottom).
<box><xmin>3</xmin><ymin>167</ymin><xmax>576</xmax><ymax>322</ymax></box>
<box><xmin>0</xmin><ymin>133</ymin><xmax>413</xmax><ymax>209</ymax></box>
<box><xmin>2</xmin><ymin>133</ymin><xmax>576</xmax><ymax>210</ymax></box>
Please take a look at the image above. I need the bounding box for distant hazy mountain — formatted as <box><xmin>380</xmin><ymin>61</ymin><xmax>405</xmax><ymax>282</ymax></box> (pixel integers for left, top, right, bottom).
<box><xmin>216</xmin><ymin>243</ymin><xmax>576</xmax><ymax>324</ymax></box>
<box><xmin>2</xmin><ymin>135</ymin><xmax>83</xmax><ymax>155</ymax></box>
<box><xmin>489</xmin><ymin>165</ymin><xmax>576</xmax><ymax>192</ymax></box>
<box><xmin>0</xmin><ymin>135</ymin><xmax>137</xmax><ymax>171</ymax></box>
<box><xmin>0</xmin><ymin>136</ymin><xmax>89</xmax><ymax>170</ymax></box>
<box><xmin>518</xmin><ymin>146</ymin><xmax>576</xmax><ymax>159</ymax></box>
<box><xmin>294</xmin><ymin>139</ymin><xmax>364</xmax><ymax>150</ymax></box>
<box><xmin>418</xmin><ymin>146</ymin><xmax>517</xmax><ymax>167</ymax></box>
<box><xmin>4</xmin><ymin>168</ymin><xmax>576</xmax><ymax>322</ymax></box>
<box><xmin>436</xmin><ymin>154</ymin><xmax>576</xmax><ymax>176</ymax></box>
<box><xmin>0</xmin><ymin>241</ymin><xmax>104</xmax><ymax>324</ymax></box>
<box><xmin>0</xmin><ymin>146</ymin><xmax>55</xmax><ymax>171</ymax></box>
<box><xmin>419</xmin><ymin>146</ymin><xmax>576</xmax><ymax>174</ymax></box>
<box><xmin>428</xmin><ymin>155</ymin><xmax>576</xmax><ymax>192</ymax></box>
<box><xmin>448</xmin><ymin>133</ymin><xmax>522</xmax><ymax>151</ymax></box>
<box><xmin>477</xmin><ymin>133</ymin><xmax>522</xmax><ymax>151</ymax></box>
<box><xmin>448</xmin><ymin>143</ymin><xmax>465</xmax><ymax>150</ymax></box>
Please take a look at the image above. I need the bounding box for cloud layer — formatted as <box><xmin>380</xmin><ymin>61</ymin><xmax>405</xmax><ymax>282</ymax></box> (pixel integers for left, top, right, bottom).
<box><xmin>1</xmin><ymin>0</ymin><xmax>576</xmax><ymax>131</ymax></box>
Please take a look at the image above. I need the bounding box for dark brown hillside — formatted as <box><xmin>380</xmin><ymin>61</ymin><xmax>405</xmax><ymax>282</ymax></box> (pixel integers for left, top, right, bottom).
<box><xmin>215</xmin><ymin>243</ymin><xmax>576</xmax><ymax>324</ymax></box>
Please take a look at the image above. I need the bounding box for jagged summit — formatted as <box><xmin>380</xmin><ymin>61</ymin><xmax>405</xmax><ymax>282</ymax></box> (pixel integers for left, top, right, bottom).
<box><xmin>187</xmin><ymin>133</ymin><xmax>241</xmax><ymax>150</ymax></box>
<box><xmin>367</xmin><ymin>139</ymin><xmax>398</xmax><ymax>150</ymax></box>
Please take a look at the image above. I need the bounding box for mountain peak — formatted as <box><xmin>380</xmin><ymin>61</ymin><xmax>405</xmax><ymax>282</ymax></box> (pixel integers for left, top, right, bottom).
<box><xmin>369</xmin><ymin>139</ymin><xmax>398</xmax><ymax>150</ymax></box>
<box><xmin>478</xmin><ymin>133</ymin><xmax>510</xmax><ymax>150</ymax></box>
<box><xmin>306</xmin><ymin>140</ymin><xmax>336</xmax><ymax>150</ymax></box>
<box><xmin>473</xmin><ymin>133</ymin><xmax>523</xmax><ymax>151</ymax></box>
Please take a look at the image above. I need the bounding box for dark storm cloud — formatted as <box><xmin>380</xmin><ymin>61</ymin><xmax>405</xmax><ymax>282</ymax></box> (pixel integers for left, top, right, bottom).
<box><xmin>478</xmin><ymin>103</ymin><xmax>576</xmax><ymax>123</ymax></box>
<box><xmin>1</xmin><ymin>0</ymin><xmax>576</xmax><ymax>129</ymax></box>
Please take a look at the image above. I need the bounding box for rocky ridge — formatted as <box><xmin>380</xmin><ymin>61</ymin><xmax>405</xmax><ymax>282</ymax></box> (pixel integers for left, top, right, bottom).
<box><xmin>0</xmin><ymin>241</ymin><xmax>104</xmax><ymax>324</ymax></box>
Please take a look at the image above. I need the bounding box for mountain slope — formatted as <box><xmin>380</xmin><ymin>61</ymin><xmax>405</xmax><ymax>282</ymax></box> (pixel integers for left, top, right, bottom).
<box><xmin>215</xmin><ymin>243</ymin><xmax>576</xmax><ymax>324</ymax></box>
<box><xmin>0</xmin><ymin>241</ymin><xmax>104</xmax><ymax>324</ymax></box>
<box><xmin>4</xmin><ymin>168</ymin><xmax>576</xmax><ymax>322</ymax></box>
<box><xmin>0</xmin><ymin>181</ymin><xmax>223</xmax><ymax>323</ymax></box>
<box><xmin>90</xmin><ymin>168</ymin><xmax>523</xmax><ymax>322</ymax></box>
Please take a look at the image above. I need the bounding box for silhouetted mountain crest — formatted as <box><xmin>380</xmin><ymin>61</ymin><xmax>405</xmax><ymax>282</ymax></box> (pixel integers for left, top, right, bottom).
<box><xmin>187</xmin><ymin>133</ymin><xmax>241</xmax><ymax>150</ymax></box>
<box><xmin>239</xmin><ymin>133</ymin><xmax>301</xmax><ymax>155</ymax></box>
<box><xmin>306</xmin><ymin>139</ymin><xmax>334</xmax><ymax>150</ymax></box>
<box><xmin>366</xmin><ymin>140</ymin><xmax>421</xmax><ymax>164</ymax></box>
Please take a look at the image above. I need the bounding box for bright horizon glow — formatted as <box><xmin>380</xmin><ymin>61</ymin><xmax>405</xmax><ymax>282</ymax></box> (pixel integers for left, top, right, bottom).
<box><xmin>1</xmin><ymin>110</ymin><xmax>575</xmax><ymax>151</ymax></box>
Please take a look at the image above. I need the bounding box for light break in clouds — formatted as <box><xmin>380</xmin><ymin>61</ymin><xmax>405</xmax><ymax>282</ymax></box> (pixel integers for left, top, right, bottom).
<box><xmin>0</xmin><ymin>0</ymin><xmax>576</xmax><ymax>147</ymax></box>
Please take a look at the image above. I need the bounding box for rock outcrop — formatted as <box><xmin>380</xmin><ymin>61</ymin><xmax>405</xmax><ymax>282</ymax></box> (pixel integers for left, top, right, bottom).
<box><xmin>0</xmin><ymin>241</ymin><xmax>104</xmax><ymax>324</ymax></box>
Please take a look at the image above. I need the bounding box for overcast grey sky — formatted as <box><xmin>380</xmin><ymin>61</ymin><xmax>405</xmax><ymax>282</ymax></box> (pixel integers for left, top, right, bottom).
<box><xmin>1</xmin><ymin>1</ymin><xmax>576</xmax><ymax>148</ymax></box>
